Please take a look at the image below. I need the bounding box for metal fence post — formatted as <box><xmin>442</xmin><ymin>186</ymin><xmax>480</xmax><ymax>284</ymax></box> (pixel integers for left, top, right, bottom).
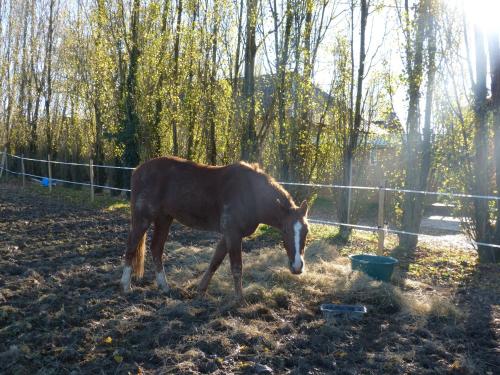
<box><xmin>377</xmin><ymin>181</ymin><xmax>386</xmax><ymax>255</ymax></box>
<box><xmin>48</xmin><ymin>154</ymin><xmax>52</xmax><ymax>193</ymax></box>
<box><xmin>90</xmin><ymin>158</ymin><xmax>94</xmax><ymax>202</ymax></box>
<box><xmin>0</xmin><ymin>148</ymin><xmax>6</xmax><ymax>178</ymax></box>
<box><xmin>21</xmin><ymin>154</ymin><xmax>25</xmax><ymax>188</ymax></box>
<box><xmin>347</xmin><ymin>161</ymin><xmax>353</xmax><ymax>227</ymax></box>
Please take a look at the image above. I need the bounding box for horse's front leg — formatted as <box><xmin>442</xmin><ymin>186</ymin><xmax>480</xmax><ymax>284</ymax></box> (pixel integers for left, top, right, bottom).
<box><xmin>227</xmin><ymin>236</ymin><xmax>244</xmax><ymax>303</ymax></box>
<box><xmin>197</xmin><ymin>239</ymin><xmax>227</xmax><ymax>295</ymax></box>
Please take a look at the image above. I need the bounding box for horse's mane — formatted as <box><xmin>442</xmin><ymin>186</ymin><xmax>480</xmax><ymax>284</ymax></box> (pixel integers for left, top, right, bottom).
<box><xmin>239</xmin><ymin>161</ymin><xmax>295</xmax><ymax>209</ymax></box>
<box><xmin>239</xmin><ymin>161</ymin><xmax>261</xmax><ymax>171</ymax></box>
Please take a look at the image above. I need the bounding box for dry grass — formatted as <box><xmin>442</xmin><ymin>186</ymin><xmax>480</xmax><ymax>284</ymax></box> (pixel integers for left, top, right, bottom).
<box><xmin>163</xmin><ymin>234</ymin><xmax>464</xmax><ymax>326</ymax></box>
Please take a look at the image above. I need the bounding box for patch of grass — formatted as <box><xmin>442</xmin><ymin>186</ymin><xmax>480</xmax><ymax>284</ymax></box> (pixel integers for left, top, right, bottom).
<box><xmin>249</xmin><ymin>224</ymin><xmax>282</xmax><ymax>242</ymax></box>
<box><xmin>269</xmin><ymin>287</ymin><xmax>290</xmax><ymax>309</ymax></box>
<box><xmin>5</xmin><ymin>178</ymin><xmax>130</xmax><ymax>212</ymax></box>
<box><xmin>104</xmin><ymin>201</ymin><xmax>130</xmax><ymax>212</ymax></box>
<box><xmin>309</xmin><ymin>224</ymin><xmax>338</xmax><ymax>241</ymax></box>
<box><xmin>449</xmin><ymin>354</ymin><xmax>484</xmax><ymax>374</ymax></box>
<box><xmin>418</xmin><ymin>295</ymin><xmax>463</xmax><ymax>321</ymax></box>
<box><xmin>243</xmin><ymin>283</ymin><xmax>267</xmax><ymax>304</ymax></box>
<box><xmin>310</xmin><ymin>195</ymin><xmax>332</xmax><ymax>210</ymax></box>
<box><xmin>405</xmin><ymin>246</ymin><xmax>477</xmax><ymax>286</ymax></box>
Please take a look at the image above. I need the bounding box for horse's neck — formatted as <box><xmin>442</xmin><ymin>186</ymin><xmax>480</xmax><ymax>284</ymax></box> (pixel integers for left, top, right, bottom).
<box><xmin>258</xmin><ymin>186</ymin><xmax>290</xmax><ymax>230</ymax></box>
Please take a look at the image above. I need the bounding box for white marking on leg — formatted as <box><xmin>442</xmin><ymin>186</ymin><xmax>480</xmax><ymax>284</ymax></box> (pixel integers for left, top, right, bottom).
<box><xmin>156</xmin><ymin>269</ymin><xmax>170</xmax><ymax>293</ymax></box>
<box><xmin>293</xmin><ymin>221</ymin><xmax>304</xmax><ymax>271</ymax></box>
<box><xmin>121</xmin><ymin>266</ymin><xmax>132</xmax><ymax>292</ymax></box>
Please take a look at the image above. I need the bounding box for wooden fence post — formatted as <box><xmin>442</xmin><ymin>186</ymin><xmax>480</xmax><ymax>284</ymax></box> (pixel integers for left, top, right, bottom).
<box><xmin>48</xmin><ymin>154</ymin><xmax>52</xmax><ymax>193</ymax></box>
<box><xmin>0</xmin><ymin>148</ymin><xmax>6</xmax><ymax>178</ymax></box>
<box><xmin>377</xmin><ymin>181</ymin><xmax>386</xmax><ymax>255</ymax></box>
<box><xmin>21</xmin><ymin>154</ymin><xmax>26</xmax><ymax>188</ymax></box>
<box><xmin>90</xmin><ymin>158</ymin><xmax>94</xmax><ymax>202</ymax></box>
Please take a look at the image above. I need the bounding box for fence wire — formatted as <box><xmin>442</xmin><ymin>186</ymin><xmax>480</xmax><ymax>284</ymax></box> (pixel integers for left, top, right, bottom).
<box><xmin>2</xmin><ymin>151</ymin><xmax>499</xmax><ymax>250</ymax></box>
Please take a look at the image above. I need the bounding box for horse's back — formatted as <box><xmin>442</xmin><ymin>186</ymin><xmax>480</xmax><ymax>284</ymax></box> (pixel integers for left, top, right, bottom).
<box><xmin>131</xmin><ymin>157</ymin><xmax>232</xmax><ymax>231</ymax></box>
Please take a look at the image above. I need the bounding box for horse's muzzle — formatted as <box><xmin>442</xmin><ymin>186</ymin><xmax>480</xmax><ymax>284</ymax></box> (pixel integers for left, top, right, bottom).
<box><xmin>289</xmin><ymin>260</ymin><xmax>304</xmax><ymax>275</ymax></box>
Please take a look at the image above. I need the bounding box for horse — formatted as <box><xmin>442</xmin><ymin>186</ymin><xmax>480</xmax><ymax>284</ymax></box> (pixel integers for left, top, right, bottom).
<box><xmin>120</xmin><ymin>156</ymin><xmax>309</xmax><ymax>301</ymax></box>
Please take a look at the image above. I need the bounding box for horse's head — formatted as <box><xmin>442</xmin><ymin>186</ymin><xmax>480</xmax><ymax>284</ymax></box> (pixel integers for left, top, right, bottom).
<box><xmin>280</xmin><ymin>200</ymin><xmax>309</xmax><ymax>275</ymax></box>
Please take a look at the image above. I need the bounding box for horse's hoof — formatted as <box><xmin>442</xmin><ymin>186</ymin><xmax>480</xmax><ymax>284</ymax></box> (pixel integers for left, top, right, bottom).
<box><xmin>120</xmin><ymin>266</ymin><xmax>133</xmax><ymax>294</ymax></box>
<box><xmin>232</xmin><ymin>296</ymin><xmax>248</xmax><ymax>307</ymax></box>
<box><xmin>121</xmin><ymin>284</ymin><xmax>132</xmax><ymax>294</ymax></box>
<box><xmin>195</xmin><ymin>289</ymin><xmax>207</xmax><ymax>300</ymax></box>
<box><xmin>158</xmin><ymin>284</ymin><xmax>170</xmax><ymax>294</ymax></box>
<box><xmin>156</xmin><ymin>272</ymin><xmax>170</xmax><ymax>294</ymax></box>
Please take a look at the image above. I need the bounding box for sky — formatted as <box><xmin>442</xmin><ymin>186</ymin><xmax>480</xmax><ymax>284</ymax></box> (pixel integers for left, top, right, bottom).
<box><xmin>310</xmin><ymin>0</ymin><xmax>500</xmax><ymax>129</ymax></box>
<box><xmin>461</xmin><ymin>0</ymin><xmax>500</xmax><ymax>34</ymax></box>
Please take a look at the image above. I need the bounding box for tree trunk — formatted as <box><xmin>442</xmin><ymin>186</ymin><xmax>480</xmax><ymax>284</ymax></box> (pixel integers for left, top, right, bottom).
<box><xmin>240</xmin><ymin>0</ymin><xmax>258</xmax><ymax>161</ymax></box>
<box><xmin>186</xmin><ymin>4</ymin><xmax>200</xmax><ymax>160</ymax></box>
<box><xmin>338</xmin><ymin>0</ymin><xmax>368</xmax><ymax>240</ymax></box>
<box><xmin>206</xmin><ymin>4</ymin><xmax>219</xmax><ymax>165</ymax></box>
<box><xmin>277</xmin><ymin>0</ymin><xmax>292</xmax><ymax>180</ymax></box>
<box><xmin>18</xmin><ymin>0</ymin><xmax>29</xmax><ymax>125</ymax></box>
<box><xmin>171</xmin><ymin>0</ymin><xmax>183</xmax><ymax>156</ymax></box>
<box><xmin>44</xmin><ymin>0</ymin><xmax>55</xmax><ymax>156</ymax></box>
<box><xmin>93</xmin><ymin>0</ymin><xmax>107</xmax><ymax>190</ymax></box>
<box><xmin>472</xmin><ymin>26</ymin><xmax>493</xmax><ymax>263</ymax></box>
<box><xmin>489</xmin><ymin>32</ymin><xmax>500</xmax><ymax>262</ymax></box>
<box><xmin>122</xmin><ymin>0</ymin><xmax>141</xmax><ymax>170</ymax></box>
<box><xmin>151</xmin><ymin>0</ymin><xmax>170</xmax><ymax>157</ymax></box>
<box><xmin>415</xmin><ymin>8</ymin><xmax>436</xmax><ymax>223</ymax></box>
<box><xmin>398</xmin><ymin>0</ymin><xmax>428</xmax><ymax>250</ymax></box>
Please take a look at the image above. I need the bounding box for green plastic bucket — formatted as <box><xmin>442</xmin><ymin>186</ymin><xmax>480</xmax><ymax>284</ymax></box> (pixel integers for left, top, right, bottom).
<box><xmin>349</xmin><ymin>254</ymin><xmax>399</xmax><ymax>281</ymax></box>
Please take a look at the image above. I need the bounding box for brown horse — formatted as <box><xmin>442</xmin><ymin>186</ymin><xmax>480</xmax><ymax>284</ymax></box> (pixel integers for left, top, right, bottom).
<box><xmin>120</xmin><ymin>156</ymin><xmax>309</xmax><ymax>301</ymax></box>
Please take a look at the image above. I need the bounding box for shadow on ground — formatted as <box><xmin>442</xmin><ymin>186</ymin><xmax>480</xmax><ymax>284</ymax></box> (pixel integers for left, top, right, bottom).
<box><xmin>0</xmin><ymin>181</ymin><xmax>498</xmax><ymax>374</ymax></box>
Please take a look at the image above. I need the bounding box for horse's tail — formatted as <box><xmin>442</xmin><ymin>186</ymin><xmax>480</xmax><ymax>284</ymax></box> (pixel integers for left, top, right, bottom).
<box><xmin>130</xmin><ymin>171</ymin><xmax>146</xmax><ymax>279</ymax></box>
<box><xmin>131</xmin><ymin>231</ymin><xmax>146</xmax><ymax>279</ymax></box>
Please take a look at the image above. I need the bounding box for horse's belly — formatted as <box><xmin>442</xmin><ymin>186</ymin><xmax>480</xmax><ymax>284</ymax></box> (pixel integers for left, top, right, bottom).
<box><xmin>164</xmin><ymin>183</ymin><xmax>221</xmax><ymax>231</ymax></box>
<box><xmin>169</xmin><ymin>201</ymin><xmax>219</xmax><ymax>231</ymax></box>
<box><xmin>171</xmin><ymin>210</ymin><xmax>219</xmax><ymax>232</ymax></box>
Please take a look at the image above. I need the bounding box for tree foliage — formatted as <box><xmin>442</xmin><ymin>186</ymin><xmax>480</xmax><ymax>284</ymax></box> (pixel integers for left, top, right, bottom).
<box><xmin>1</xmin><ymin>0</ymin><xmax>499</xmax><ymax>261</ymax></box>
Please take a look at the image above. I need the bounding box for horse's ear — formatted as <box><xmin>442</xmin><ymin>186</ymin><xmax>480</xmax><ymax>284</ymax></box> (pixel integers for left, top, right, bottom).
<box><xmin>299</xmin><ymin>200</ymin><xmax>309</xmax><ymax>216</ymax></box>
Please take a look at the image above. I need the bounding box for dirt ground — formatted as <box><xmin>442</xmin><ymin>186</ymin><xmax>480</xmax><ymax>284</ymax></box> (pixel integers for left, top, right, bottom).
<box><xmin>0</xmin><ymin>181</ymin><xmax>499</xmax><ymax>374</ymax></box>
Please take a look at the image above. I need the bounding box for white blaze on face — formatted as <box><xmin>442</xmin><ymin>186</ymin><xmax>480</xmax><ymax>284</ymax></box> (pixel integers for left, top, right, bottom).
<box><xmin>292</xmin><ymin>221</ymin><xmax>304</xmax><ymax>271</ymax></box>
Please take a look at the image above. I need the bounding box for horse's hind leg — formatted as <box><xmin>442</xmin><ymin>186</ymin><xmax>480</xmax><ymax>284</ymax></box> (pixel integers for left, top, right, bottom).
<box><xmin>151</xmin><ymin>215</ymin><xmax>173</xmax><ymax>293</ymax></box>
<box><xmin>197</xmin><ymin>239</ymin><xmax>227</xmax><ymax>296</ymax></box>
<box><xmin>121</xmin><ymin>218</ymin><xmax>150</xmax><ymax>293</ymax></box>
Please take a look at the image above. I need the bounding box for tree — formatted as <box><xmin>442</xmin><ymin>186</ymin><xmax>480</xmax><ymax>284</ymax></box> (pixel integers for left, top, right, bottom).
<box><xmin>398</xmin><ymin>0</ymin><xmax>437</xmax><ymax>250</ymax></box>
<box><xmin>337</xmin><ymin>0</ymin><xmax>369</xmax><ymax>240</ymax></box>
<box><xmin>489</xmin><ymin>33</ymin><xmax>500</xmax><ymax>249</ymax></box>
<box><xmin>276</xmin><ymin>0</ymin><xmax>293</xmax><ymax>180</ymax></box>
<box><xmin>150</xmin><ymin>0</ymin><xmax>172</xmax><ymax>157</ymax></box>
<box><xmin>121</xmin><ymin>0</ymin><xmax>141</xmax><ymax>168</ymax></box>
<box><xmin>170</xmin><ymin>0</ymin><xmax>183</xmax><ymax>156</ymax></box>
<box><xmin>44</xmin><ymin>0</ymin><xmax>56</xmax><ymax>156</ymax></box>
<box><xmin>240</xmin><ymin>0</ymin><xmax>258</xmax><ymax>161</ymax></box>
<box><xmin>206</xmin><ymin>2</ymin><xmax>220</xmax><ymax>165</ymax></box>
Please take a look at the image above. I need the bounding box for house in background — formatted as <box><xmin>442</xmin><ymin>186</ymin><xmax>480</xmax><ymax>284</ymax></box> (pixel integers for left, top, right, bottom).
<box><xmin>243</xmin><ymin>75</ymin><xmax>403</xmax><ymax>189</ymax></box>
<box><xmin>358</xmin><ymin>112</ymin><xmax>403</xmax><ymax>188</ymax></box>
